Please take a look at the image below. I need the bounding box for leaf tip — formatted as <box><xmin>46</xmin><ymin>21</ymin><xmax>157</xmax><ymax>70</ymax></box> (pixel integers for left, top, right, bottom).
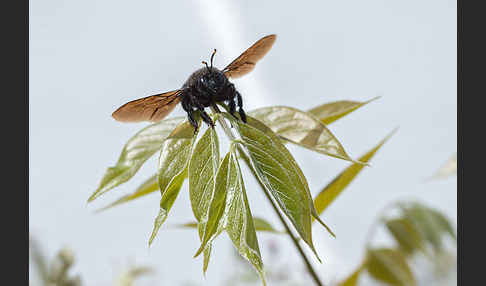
<box><xmin>368</xmin><ymin>95</ymin><xmax>382</xmax><ymax>103</ymax></box>
<box><xmin>306</xmin><ymin>241</ymin><xmax>323</xmax><ymax>263</ymax></box>
<box><xmin>259</xmin><ymin>272</ymin><xmax>268</xmax><ymax>286</ymax></box>
<box><xmin>314</xmin><ymin>251</ymin><xmax>323</xmax><ymax>264</ymax></box>
<box><xmin>330</xmin><ymin>231</ymin><xmax>336</xmax><ymax>238</ymax></box>
<box><xmin>193</xmin><ymin>245</ymin><xmax>205</xmax><ymax>258</ymax></box>
<box><xmin>314</xmin><ymin>215</ymin><xmax>336</xmax><ymax>238</ymax></box>
<box><xmin>148</xmin><ymin>229</ymin><xmax>158</xmax><ymax>247</ymax></box>
<box><xmin>386</xmin><ymin>126</ymin><xmax>400</xmax><ymax>139</ymax></box>
<box><xmin>87</xmin><ymin>194</ymin><xmax>97</xmax><ymax>203</ymax></box>
<box><xmin>352</xmin><ymin>159</ymin><xmax>371</xmax><ymax>167</ymax></box>
<box><xmin>93</xmin><ymin>204</ymin><xmax>113</xmax><ymax>214</ymax></box>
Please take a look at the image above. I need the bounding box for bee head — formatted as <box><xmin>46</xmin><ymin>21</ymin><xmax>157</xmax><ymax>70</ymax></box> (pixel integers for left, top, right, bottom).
<box><xmin>200</xmin><ymin>49</ymin><xmax>227</xmax><ymax>93</ymax></box>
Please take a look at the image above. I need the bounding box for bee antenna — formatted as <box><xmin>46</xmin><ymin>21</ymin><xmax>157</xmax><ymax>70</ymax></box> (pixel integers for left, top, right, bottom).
<box><xmin>202</xmin><ymin>61</ymin><xmax>211</xmax><ymax>73</ymax></box>
<box><xmin>210</xmin><ymin>49</ymin><xmax>217</xmax><ymax>68</ymax></box>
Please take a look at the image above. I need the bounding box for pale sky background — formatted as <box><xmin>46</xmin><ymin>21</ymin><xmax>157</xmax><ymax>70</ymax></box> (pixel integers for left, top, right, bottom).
<box><xmin>29</xmin><ymin>0</ymin><xmax>456</xmax><ymax>285</ymax></box>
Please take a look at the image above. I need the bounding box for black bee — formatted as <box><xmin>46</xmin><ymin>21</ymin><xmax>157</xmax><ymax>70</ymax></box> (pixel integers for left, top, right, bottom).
<box><xmin>112</xmin><ymin>34</ymin><xmax>277</xmax><ymax>131</ymax></box>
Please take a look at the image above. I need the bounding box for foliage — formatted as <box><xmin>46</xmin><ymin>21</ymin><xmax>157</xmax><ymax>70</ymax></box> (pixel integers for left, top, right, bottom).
<box><xmin>337</xmin><ymin>201</ymin><xmax>456</xmax><ymax>286</ymax></box>
<box><xmin>203</xmin><ymin>141</ymin><xmax>456</xmax><ymax>286</ymax></box>
<box><xmin>29</xmin><ymin>237</ymin><xmax>82</xmax><ymax>286</ymax></box>
<box><xmin>88</xmin><ymin>97</ymin><xmax>385</xmax><ymax>285</ymax></box>
<box><xmin>426</xmin><ymin>153</ymin><xmax>457</xmax><ymax>181</ymax></box>
<box><xmin>313</xmin><ymin>128</ymin><xmax>397</xmax><ymax>216</ymax></box>
<box><xmin>114</xmin><ymin>266</ymin><xmax>154</xmax><ymax>286</ymax></box>
<box><xmin>29</xmin><ymin>238</ymin><xmax>153</xmax><ymax>286</ymax></box>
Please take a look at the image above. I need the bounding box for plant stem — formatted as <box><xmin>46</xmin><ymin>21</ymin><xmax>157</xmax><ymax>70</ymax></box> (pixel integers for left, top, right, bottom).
<box><xmin>210</xmin><ymin>105</ymin><xmax>324</xmax><ymax>286</ymax></box>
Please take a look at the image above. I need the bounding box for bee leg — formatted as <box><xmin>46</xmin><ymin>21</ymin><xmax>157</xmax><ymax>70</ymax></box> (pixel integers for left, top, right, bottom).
<box><xmin>190</xmin><ymin>95</ymin><xmax>215</xmax><ymax>128</ymax></box>
<box><xmin>228</xmin><ymin>97</ymin><xmax>236</xmax><ymax>116</ymax></box>
<box><xmin>227</xmin><ymin>98</ymin><xmax>237</xmax><ymax>127</ymax></box>
<box><xmin>181</xmin><ymin>97</ymin><xmax>199</xmax><ymax>133</ymax></box>
<box><xmin>200</xmin><ymin>110</ymin><xmax>215</xmax><ymax>128</ymax></box>
<box><xmin>223</xmin><ymin>99</ymin><xmax>236</xmax><ymax>128</ymax></box>
<box><xmin>236</xmin><ymin>91</ymin><xmax>247</xmax><ymax>123</ymax></box>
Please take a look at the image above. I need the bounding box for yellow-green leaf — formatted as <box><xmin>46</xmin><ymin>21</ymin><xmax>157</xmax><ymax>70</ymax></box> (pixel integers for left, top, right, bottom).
<box><xmin>313</xmin><ymin>129</ymin><xmax>397</xmax><ymax>217</ymax></box>
<box><xmin>149</xmin><ymin>121</ymin><xmax>198</xmax><ymax>246</ymax></box>
<box><xmin>114</xmin><ymin>266</ymin><xmax>153</xmax><ymax>286</ymax></box>
<box><xmin>224</xmin><ymin>148</ymin><xmax>265</xmax><ymax>284</ymax></box>
<box><xmin>189</xmin><ymin>127</ymin><xmax>220</xmax><ymax>223</ymax></box>
<box><xmin>194</xmin><ymin>151</ymin><xmax>231</xmax><ymax>258</ymax></box>
<box><xmin>188</xmin><ymin>127</ymin><xmax>220</xmax><ymax>273</ymax></box>
<box><xmin>238</xmin><ymin>115</ymin><xmax>334</xmax><ymax>237</ymax></box>
<box><xmin>174</xmin><ymin>217</ymin><xmax>282</xmax><ymax>234</ymax></box>
<box><xmin>148</xmin><ymin>171</ymin><xmax>186</xmax><ymax>246</ymax></box>
<box><xmin>338</xmin><ymin>263</ymin><xmax>365</xmax><ymax>286</ymax></box>
<box><xmin>203</xmin><ymin>244</ymin><xmax>212</xmax><ymax>274</ymax></box>
<box><xmin>230</xmin><ymin>115</ymin><xmax>328</xmax><ymax>261</ymax></box>
<box><xmin>252</xmin><ymin>217</ymin><xmax>282</xmax><ymax>234</ymax></box>
<box><xmin>308</xmin><ymin>97</ymin><xmax>380</xmax><ymax>125</ymax></box>
<box><xmin>366</xmin><ymin>248</ymin><xmax>416</xmax><ymax>286</ymax></box>
<box><xmin>428</xmin><ymin>208</ymin><xmax>456</xmax><ymax>241</ymax></box>
<box><xmin>95</xmin><ymin>174</ymin><xmax>159</xmax><ymax>213</ymax></box>
<box><xmin>386</xmin><ymin>218</ymin><xmax>426</xmax><ymax>255</ymax></box>
<box><xmin>177</xmin><ymin>222</ymin><xmax>198</xmax><ymax>228</ymax></box>
<box><xmin>248</xmin><ymin>106</ymin><xmax>361</xmax><ymax>163</ymax></box>
<box><xmin>88</xmin><ymin>117</ymin><xmax>185</xmax><ymax>202</ymax></box>
<box><xmin>400</xmin><ymin>203</ymin><xmax>455</xmax><ymax>253</ymax></box>
<box><xmin>427</xmin><ymin>153</ymin><xmax>457</xmax><ymax>180</ymax></box>
<box><xmin>158</xmin><ymin>120</ymin><xmax>198</xmax><ymax>196</ymax></box>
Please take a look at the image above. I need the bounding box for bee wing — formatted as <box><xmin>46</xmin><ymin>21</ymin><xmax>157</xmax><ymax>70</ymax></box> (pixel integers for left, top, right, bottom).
<box><xmin>223</xmin><ymin>34</ymin><xmax>276</xmax><ymax>79</ymax></box>
<box><xmin>112</xmin><ymin>90</ymin><xmax>182</xmax><ymax>123</ymax></box>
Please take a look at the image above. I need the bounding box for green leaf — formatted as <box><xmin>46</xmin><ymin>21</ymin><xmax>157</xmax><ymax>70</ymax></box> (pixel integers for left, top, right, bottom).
<box><xmin>188</xmin><ymin>127</ymin><xmax>220</xmax><ymax>273</ymax></box>
<box><xmin>400</xmin><ymin>203</ymin><xmax>455</xmax><ymax>252</ymax></box>
<box><xmin>313</xmin><ymin>129</ymin><xmax>397</xmax><ymax>217</ymax></box>
<box><xmin>194</xmin><ymin>151</ymin><xmax>230</xmax><ymax>258</ymax></box>
<box><xmin>238</xmin><ymin>115</ymin><xmax>335</xmax><ymax>236</ymax></box>
<box><xmin>224</xmin><ymin>149</ymin><xmax>265</xmax><ymax>284</ymax></box>
<box><xmin>189</xmin><ymin>127</ymin><xmax>220</xmax><ymax>223</ymax></box>
<box><xmin>308</xmin><ymin>97</ymin><xmax>380</xmax><ymax>125</ymax></box>
<box><xmin>366</xmin><ymin>248</ymin><xmax>416</xmax><ymax>286</ymax></box>
<box><xmin>248</xmin><ymin>106</ymin><xmax>361</xmax><ymax>163</ymax></box>
<box><xmin>88</xmin><ymin>117</ymin><xmax>185</xmax><ymax>202</ymax></box>
<box><xmin>177</xmin><ymin>222</ymin><xmax>198</xmax><ymax>228</ymax></box>
<box><xmin>95</xmin><ymin>174</ymin><xmax>159</xmax><ymax>213</ymax></box>
<box><xmin>114</xmin><ymin>266</ymin><xmax>154</xmax><ymax>286</ymax></box>
<box><xmin>203</xmin><ymin>244</ymin><xmax>212</xmax><ymax>274</ymax></box>
<box><xmin>427</xmin><ymin>153</ymin><xmax>457</xmax><ymax>180</ymax></box>
<box><xmin>174</xmin><ymin>217</ymin><xmax>282</xmax><ymax>234</ymax></box>
<box><xmin>252</xmin><ymin>217</ymin><xmax>283</xmax><ymax>234</ymax></box>
<box><xmin>338</xmin><ymin>263</ymin><xmax>365</xmax><ymax>286</ymax></box>
<box><xmin>149</xmin><ymin>120</ymin><xmax>198</xmax><ymax>246</ymax></box>
<box><xmin>148</xmin><ymin>172</ymin><xmax>186</xmax><ymax>246</ymax></box>
<box><xmin>229</xmin><ymin>115</ymin><xmax>332</xmax><ymax>260</ymax></box>
<box><xmin>428</xmin><ymin>208</ymin><xmax>456</xmax><ymax>240</ymax></box>
<box><xmin>386</xmin><ymin>218</ymin><xmax>426</xmax><ymax>255</ymax></box>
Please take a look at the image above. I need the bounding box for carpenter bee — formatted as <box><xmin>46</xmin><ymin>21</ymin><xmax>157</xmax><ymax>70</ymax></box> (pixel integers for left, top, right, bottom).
<box><xmin>112</xmin><ymin>34</ymin><xmax>277</xmax><ymax>130</ymax></box>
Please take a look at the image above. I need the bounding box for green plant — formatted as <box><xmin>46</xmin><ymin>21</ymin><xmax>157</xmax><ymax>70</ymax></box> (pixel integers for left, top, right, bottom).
<box><xmin>29</xmin><ymin>237</ymin><xmax>82</xmax><ymax>286</ymax></box>
<box><xmin>338</xmin><ymin>201</ymin><xmax>456</xmax><ymax>286</ymax></box>
<box><xmin>214</xmin><ymin>148</ymin><xmax>456</xmax><ymax>286</ymax></box>
<box><xmin>88</xmin><ymin>97</ymin><xmax>386</xmax><ymax>286</ymax></box>
<box><xmin>29</xmin><ymin>237</ymin><xmax>153</xmax><ymax>286</ymax></box>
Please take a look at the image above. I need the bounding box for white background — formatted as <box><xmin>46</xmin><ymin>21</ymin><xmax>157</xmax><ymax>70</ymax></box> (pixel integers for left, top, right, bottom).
<box><xmin>30</xmin><ymin>0</ymin><xmax>456</xmax><ymax>285</ymax></box>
